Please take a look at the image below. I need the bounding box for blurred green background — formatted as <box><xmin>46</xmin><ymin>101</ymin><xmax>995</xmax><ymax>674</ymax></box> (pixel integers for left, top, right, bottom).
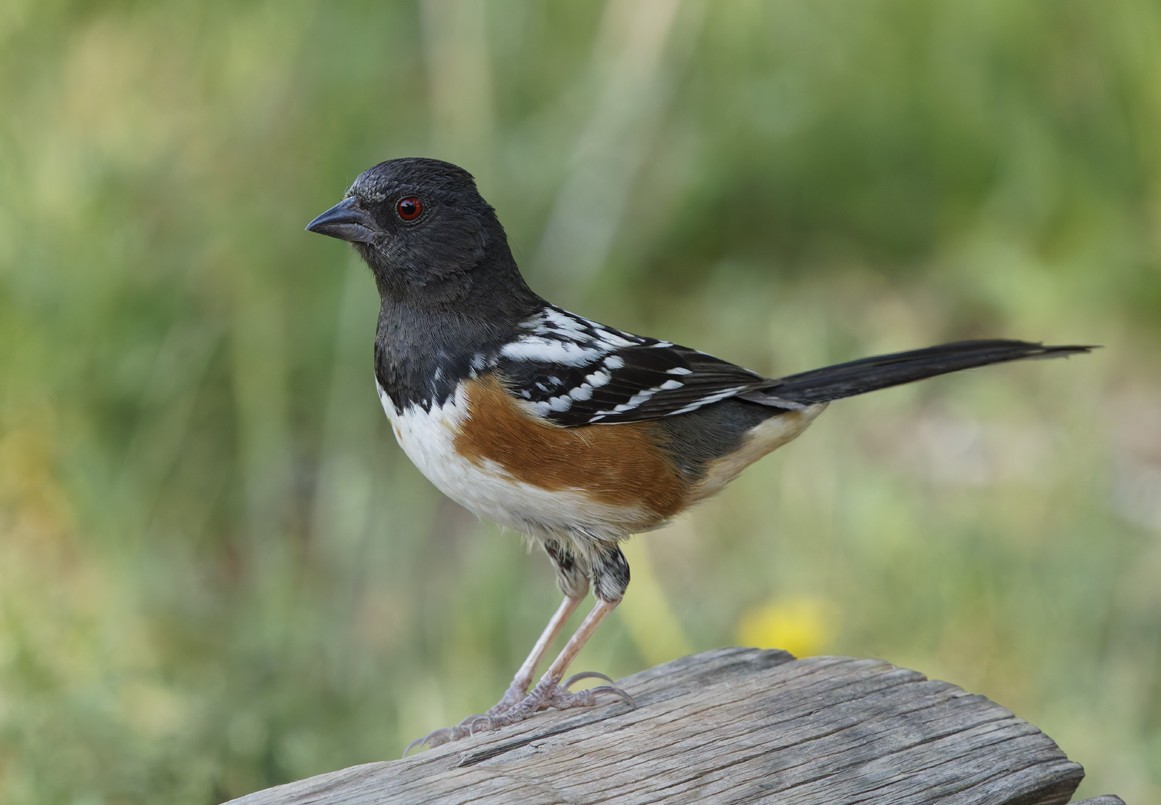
<box><xmin>2</xmin><ymin>0</ymin><xmax>1159</xmax><ymax>801</ymax></box>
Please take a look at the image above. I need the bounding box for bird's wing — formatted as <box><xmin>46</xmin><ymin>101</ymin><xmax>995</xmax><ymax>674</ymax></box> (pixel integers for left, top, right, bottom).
<box><xmin>492</xmin><ymin>306</ymin><xmax>796</xmax><ymax>426</ymax></box>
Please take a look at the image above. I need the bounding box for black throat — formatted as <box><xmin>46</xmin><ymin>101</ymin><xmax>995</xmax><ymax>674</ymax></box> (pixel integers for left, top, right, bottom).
<box><xmin>373</xmin><ymin>292</ymin><xmax>542</xmax><ymax>414</ymax></box>
<box><xmin>362</xmin><ymin>212</ymin><xmax>545</xmax><ymax>412</ymax></box>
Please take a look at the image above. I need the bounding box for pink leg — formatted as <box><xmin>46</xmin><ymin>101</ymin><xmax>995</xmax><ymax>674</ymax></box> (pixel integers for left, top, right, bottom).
<box><xmin>406</xmin><ymin>598</ymin><xmax>634</xmax><ymax>754</ymax></box>
<box><xmin>489</xmin><ymin>598</ymin><xmax>632</xmax><ymax>721</ymax></box>
<box><xmin>531</xmin><ymin>598</ymin><xmax>618</xmax><ymax>694</ymax></box>
<box><xmin>490</xmin><ymin>594</ymin><xmax>583</xmax><ymax>712</ymax></box>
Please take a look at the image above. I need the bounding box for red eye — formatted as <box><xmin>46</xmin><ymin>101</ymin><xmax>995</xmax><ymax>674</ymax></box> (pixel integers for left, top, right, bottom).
<box><xmin>396</xmin><ymin>196</ymin><xmax>423</xmax><ymax>221</ymax></box>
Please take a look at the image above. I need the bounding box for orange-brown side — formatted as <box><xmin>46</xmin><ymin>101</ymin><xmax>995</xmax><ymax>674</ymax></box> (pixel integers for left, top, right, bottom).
<box><xmin>453</xmin><ymin>376</ymin><xmax>689</xmax><ymax>524</ymax></box>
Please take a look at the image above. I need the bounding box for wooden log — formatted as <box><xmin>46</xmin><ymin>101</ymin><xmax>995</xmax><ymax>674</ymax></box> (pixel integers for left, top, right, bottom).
<box><xmin>226</xmin><ymin>648</ymin><xmax>1121</xmax><ymax>804</ymax></box>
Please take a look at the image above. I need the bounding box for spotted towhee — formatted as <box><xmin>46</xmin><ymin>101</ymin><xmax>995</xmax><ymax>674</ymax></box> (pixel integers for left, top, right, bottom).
<box><xmin>307</xmin><ymin>158</ymin><xmax>1090</xmax><ymax>749</ymax></box>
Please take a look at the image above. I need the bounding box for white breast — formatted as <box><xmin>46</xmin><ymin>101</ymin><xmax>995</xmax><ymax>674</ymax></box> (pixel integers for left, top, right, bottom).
<box><xmin>375</xmin><ymin>380</ymin><xmax>645</xmax><ymax>545</ymax></box>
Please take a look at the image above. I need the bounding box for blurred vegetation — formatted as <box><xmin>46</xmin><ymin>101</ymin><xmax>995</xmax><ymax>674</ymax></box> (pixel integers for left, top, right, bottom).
<box><xmin>1</xmin><ymin>0</ymin><xmax>1159</xmax><ymax>801</ymax></box>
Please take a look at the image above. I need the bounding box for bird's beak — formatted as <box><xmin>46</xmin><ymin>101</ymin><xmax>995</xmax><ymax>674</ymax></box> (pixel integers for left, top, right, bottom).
<box><xmin>306</xmin><ymin>197</ymin><xmax>377</xmax><ymax>244</ymax></box>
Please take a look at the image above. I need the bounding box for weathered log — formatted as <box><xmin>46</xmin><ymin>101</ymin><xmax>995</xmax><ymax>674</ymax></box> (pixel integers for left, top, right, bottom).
<box><xmin>226</xmin><ymin>648</ymin><xmax>1121</xmax><ymax>804</ymax></box>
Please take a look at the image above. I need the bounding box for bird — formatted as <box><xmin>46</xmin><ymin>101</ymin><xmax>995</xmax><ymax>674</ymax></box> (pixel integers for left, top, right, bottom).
<box><xmin>306</xmin><ymin>157</ymin><xmax>1090</xmax><ymax>749</ymax></box>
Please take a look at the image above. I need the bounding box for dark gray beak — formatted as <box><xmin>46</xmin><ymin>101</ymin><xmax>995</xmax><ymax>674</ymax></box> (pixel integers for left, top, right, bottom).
<box><xmin>306</xmin><ymin>197</ymin><xmax>377</xmax><ymax>244</ymax></box>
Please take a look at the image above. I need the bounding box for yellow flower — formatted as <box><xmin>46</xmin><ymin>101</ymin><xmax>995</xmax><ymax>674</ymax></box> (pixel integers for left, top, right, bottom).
<box><xmin>735</xmin><ymin>596</ymin><xmax>836</xmax><ymax>658</ymax></box>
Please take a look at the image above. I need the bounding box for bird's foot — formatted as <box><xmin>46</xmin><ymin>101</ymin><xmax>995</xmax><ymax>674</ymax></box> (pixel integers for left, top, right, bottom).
<box><xmin>404</xmin><ymin>671</ymin><xmax>634</xmax><ymax>753</ymax></box>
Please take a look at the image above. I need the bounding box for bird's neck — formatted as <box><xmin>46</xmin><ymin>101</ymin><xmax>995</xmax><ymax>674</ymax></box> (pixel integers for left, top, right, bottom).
<box><xmin>373</xmin><ymin>285</ymin><xmax>541</xmax><ymax>414</ymax></box>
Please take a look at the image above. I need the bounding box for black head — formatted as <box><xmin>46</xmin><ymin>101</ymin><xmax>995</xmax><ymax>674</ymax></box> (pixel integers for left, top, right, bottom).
<box><xmin>307</xmin><ymin>158</ymin><xmax>535</xmax><ymax>311</ymax></box>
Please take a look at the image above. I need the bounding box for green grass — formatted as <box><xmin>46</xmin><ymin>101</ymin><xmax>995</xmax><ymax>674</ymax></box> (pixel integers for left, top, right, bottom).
<box><xmin>1</xmin><ymin>1</ymin><xmax>1159</xmax><ymax>801</ymax></box>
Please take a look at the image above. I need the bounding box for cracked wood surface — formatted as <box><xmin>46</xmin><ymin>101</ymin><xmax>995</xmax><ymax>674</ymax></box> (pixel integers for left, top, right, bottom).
<box><xmin>226</xmin><ymin>648</ymin><xmax>1121</xmax><ymax>804</ymax></box>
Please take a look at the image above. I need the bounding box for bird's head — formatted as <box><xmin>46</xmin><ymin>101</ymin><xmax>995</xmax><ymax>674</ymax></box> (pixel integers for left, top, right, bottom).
<box><xmin>307</xmin><ymin>158</ymin><xmax>527</xmax><ymax>309</ymax></box>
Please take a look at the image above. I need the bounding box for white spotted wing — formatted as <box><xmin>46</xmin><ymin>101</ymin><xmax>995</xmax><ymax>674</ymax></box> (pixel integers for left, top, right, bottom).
<box><xmin>494</xmin><ymin>306</ymin><xmax>791</xmax><ymax>426</ymax></box>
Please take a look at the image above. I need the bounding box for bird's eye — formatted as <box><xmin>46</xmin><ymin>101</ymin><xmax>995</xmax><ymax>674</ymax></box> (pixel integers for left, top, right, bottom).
<box><xmin>395</xmin><ymin>196</ymin><xmax>424</xmax><ymax>222</ymax></box>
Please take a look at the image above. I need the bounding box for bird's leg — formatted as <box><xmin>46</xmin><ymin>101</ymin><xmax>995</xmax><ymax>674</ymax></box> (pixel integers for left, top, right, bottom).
<box><xmin>477</xmin><ymin>536</ymin><xmax>590</xmax><ymax>707</ymax></box>
<box><xmin>463</xmin><ymin>547</ymin><xmax>635</xmax><ymax>727</ymax></box>
<box><xmin>487</xmin><ymin>593</ymin><xmax>583</xmax><ymax>714</ymax></box>
<box><xmin>407</xmin><ymin>544</ymin><xmax>633</xmax><ymax>752</ymax></box>
<box><xmin>513</xmin><ymin>596</ymin><xmax>626</xmax><ymax>711</ymax></box>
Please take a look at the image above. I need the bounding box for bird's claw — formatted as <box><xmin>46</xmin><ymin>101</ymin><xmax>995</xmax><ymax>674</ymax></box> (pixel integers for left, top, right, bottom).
<box><xmin>563</xmin><ymin>670</ymin><xmax>615</xmax><ymax>689</ymax></box>
<box><xmin>403</xmin><ymin>674</ymin><xmax>635</xmax><ymax>754</ymax></box>
<box><xmin>570</xmin><ymin>683</ymin><xmax>636</xmax><ymax>708</ymax></box>
<box><xmin>403</xmin><ymin>711</ymin><xmax>494</xmax><ymax>754</ymax></box>
<box><xmin>404</xmin><ymin>729</ymin><xmax>447</xmax><ymax>756</ymax></box>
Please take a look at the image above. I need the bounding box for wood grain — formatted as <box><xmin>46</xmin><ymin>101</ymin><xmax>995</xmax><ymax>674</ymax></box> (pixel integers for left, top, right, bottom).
<box><xmin>225</xmin><ymin>648</ymin><xmax>1121</xmax><ymax>804</ymax></box>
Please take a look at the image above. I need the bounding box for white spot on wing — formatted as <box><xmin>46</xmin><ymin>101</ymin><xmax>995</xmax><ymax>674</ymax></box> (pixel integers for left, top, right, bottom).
<box><xmin>612</xmin><ymin>387</ymin><xmax>657</xmax><ymax>414</ymax></box>
<box><xmin>501</xmin><ymin>339</ymin><xmax>602</xmax><ymax>366</ymax></box>
<box><xmin>569</xmin><ymin>384</ymin><xmax>594</xmax><ymax>401</ymax></box>
<box><xmin>669</xmin><ymin>386</ymin><xmax>747</xmax><ymax>416</ymax></box>
<box><xmin>594</xmin><ymin>327</ymin><xmax>634</xmax><ymax>348</ymax></box>
<box><xmin>586</xmin><ymin>370</ymin><xmax>611</xmax><ymax>388</ymax></box>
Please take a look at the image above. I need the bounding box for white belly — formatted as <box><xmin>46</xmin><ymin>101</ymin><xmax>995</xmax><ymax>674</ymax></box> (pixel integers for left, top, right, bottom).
<box><xmin>376</xmin><ymin>381</ymin><xmax>645</xmax><ymax>543</ymax></box>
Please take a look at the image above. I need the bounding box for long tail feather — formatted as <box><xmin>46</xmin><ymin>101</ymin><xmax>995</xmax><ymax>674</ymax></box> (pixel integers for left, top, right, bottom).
<box><xmin>744</xmin><ymin>340</ymin><xmax>1094</xmax><ymax>406</ymax></box>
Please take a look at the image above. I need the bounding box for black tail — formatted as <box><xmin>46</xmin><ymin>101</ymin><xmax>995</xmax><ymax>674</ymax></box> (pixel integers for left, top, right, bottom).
<box><xmin>748</xmin><ymin>340</ymin><xmax>1093</xmax><ymax>406</ymax></box>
